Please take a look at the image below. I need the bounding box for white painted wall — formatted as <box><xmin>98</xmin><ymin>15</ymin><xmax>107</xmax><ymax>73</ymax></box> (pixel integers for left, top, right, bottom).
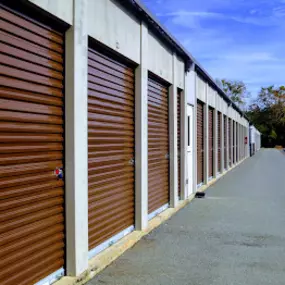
<box><xmin>197</xmin><ymin>76</ymin><xmax>207</xmax><ymax>102</ymax></box>
<box><xmin>215</xmin><ymin>94</ymin><xmax>222</xmax><ymax>112</ymax></box>
<box><xmin>185</xmin><ymin>69</ymin><xmax>196</xmax><ymax>105</ymax></box>
<box><xmin>222</xmin><ymin>100</ymin><xmax>228</xmax><ymax>115</ymax></box>
<box><xmin>176</xmin><ymin>57</ymin><xmax>185</xmax><ymax>89</ymax></box>
<box><xmin>208</xmin><ymin>86</ymin><xmax>216</xmax><ymax>108</ymax></box>
<box><xmin>87</xmin><ymin>0</ymin><xmax>140</xmax><ymax>64</ymax></box>
<box><xmin>148</xmin><ymin>31</ymin><xmax>173</xmax><ymax>83</ymax></box>
<box><xmin>28</xmin><ymin>0</ymin><xmax>73</xmax><ymax>24</ymax></box>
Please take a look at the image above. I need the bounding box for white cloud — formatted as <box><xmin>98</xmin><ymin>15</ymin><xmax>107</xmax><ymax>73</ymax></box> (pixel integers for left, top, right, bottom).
<box><xmin>159</xmin><ymin>9</ymin><xmax>282</xmax><ymax>27</ymax></box>
<box><xmin>141</xmin><ymin>0</ymin><xmax>285</xmax><ymax>96</ymax></box>
<box><xmin>217</xmin><ymin>52</ymin><xmax>279</xmax><ymax>62</ymax></box>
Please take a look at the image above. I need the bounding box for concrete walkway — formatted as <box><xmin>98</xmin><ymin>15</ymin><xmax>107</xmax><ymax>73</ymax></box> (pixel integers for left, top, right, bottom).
<box><xmin>87</xmin><ymin>149</ymin><xmax>285</xmax><ymax>285</ymax></box>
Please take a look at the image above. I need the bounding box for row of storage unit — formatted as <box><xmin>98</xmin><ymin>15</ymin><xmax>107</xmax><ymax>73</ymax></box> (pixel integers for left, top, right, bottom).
<box><xmin>0</xmin><ymin>1</ymin><xmax>252</xmax><ymax>285</ymax></box>
<box><xmin>249</xmin><ymin>126</ymin><xmax>261</xmax><ymax>156</ymax></box>
<box><xmin>195</xmin><ymin>76</ymin><xmax>250</xmax><ymax>187</ymax></box>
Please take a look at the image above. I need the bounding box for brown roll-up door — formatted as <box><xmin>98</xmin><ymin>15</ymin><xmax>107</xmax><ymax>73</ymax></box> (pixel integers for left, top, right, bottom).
<box><xmin>88</xmin><ymin>47</ymin><xmax>135</xmax><ymax>250</ymax></box>
<box><xmin>238</xmin><ymin>124</ymin><xmax>241</xmax><ymax>161</ymax></box>
<box><xmin>217</xmin><ymin>112</ymin><xmax>221</xmax><ymax>173</ymax></box>
<box><xmin>241</xmin><ymin>127</ymin><xmax>243</xmax><ymax>159</ymax></box>
<box><xmin>224</xmin><ymin>115</ymin><xmax>227</xmax><ymax>169</ymax></box>
<box><xmin>232</xmin><ymin>121</ymin><xmax>236</xmax><ymax>164</ymax></box>
<box><xmin>148</xmin><ymin>76</ymin><xmax>169</xmax><ymax>214</ymax></box>
<box><xmin>0</xmin><ymin>6</ymin><xmax>65</xmax><ymax>285</ymax></box>
<box><xmin>242</xmin><ymin>126</ymin><xmax>244</xmax><ymax>159</ymax></box>
<box><xmin>242</xmin><ymin>127</ymin><xmax>244</xmax><ymax>158</ymax></box>
<box><xmin>228</xmin><ymin>119</ymin><xmax>232</xmax><ymax>166</ymax></box>
<box><xmin>197</xmin><ymin>101</ymin><xmax>204</xmax><ymax>185</ymax></box>
<box><xmin>177</xmin><ymin>90</ymin><xmax>181</xmax><ymax>197</ymax></box>
<box><xmin>235</xmin><ymin>123</ymin><xmax>239</xmax><ymax>162</ymax></box>
<box><xmin>208</xmin><ymin>107</ymin><xmax>214</xmax><ymax>178</ymax></box>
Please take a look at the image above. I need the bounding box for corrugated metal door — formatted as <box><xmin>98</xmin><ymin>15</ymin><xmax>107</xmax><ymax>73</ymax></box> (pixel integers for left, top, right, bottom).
<box><xmin>88</xmin><ymin>47</ymin><xmax>135</xmax><ymax>250</ymax></box>
<box><xmin>177</xmin><ymin>90</ymin><xmax>181</xmax><ymax>197</ymax></box>
<box><xmin>148</xmin><ymin>76</ymin><xmax>169</xmax><ymax>214</ymax></box>
<box><xmin>217</xmin><ymin>112</ymin><xmax>221</xmax><ymax>173</ymax></box>
<box><xmin>228</xmin><ymin>119</ymin><xmax>232</xmax><ymax>166</ymax></box>
<box><xmin>224</xmin><ymin>115</ymin><xmax>227</xmax><ymax>169</ymax></box>
<box><xmin>0</xmin><ymin>6</ymin><xmax>65</xmax><ymax>285</ymax></box>
<box><xmin>239</xmin><ymin>125</ymin><xmax>242</xmax><ymax>160</ymax></box>
<box><xmin>197</xmin><ymin>101</ymin><xmax>204</xmax><ymax>185</ymax></box>
<box><xmin>235</xmin><ymin>123</ymin><xmax>239</xmax><ymax>162</ymax></box>
<box><xmin>208</xmin><ymin>107</ymin><xmax>214</xmax><ymax>178</ymax></box>
<box><xmin>232</xmin><ymin>121</ymin><xmax>236</xmax><ymax>164</ymax></box>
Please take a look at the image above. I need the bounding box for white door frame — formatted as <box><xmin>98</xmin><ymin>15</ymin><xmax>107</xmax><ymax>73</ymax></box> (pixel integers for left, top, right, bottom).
<box><xmin>186</xmin><ymin>105</ymin><xmax>194</xmax><ymax>197</ymax></box>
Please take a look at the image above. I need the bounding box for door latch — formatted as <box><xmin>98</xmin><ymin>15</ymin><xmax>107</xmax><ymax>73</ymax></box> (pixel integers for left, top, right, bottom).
<box><xmin>54</xmin><ymin>167</ymin><xmax>64</xmax><ymax>180</ymax></box>
<box><xmin>165</xmin><ymin>153</ymin><xmax>170</xmax><ymax>159</ymax></box>
<box><xmin>129</xmin><ymin>158</ymin><xmax>135</xmax><ymax>166</ymax></box>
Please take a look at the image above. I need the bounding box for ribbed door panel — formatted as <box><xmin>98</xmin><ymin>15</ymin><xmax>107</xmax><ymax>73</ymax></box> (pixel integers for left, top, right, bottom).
<box><xmin>229</xmin><ymin>119</ymin><xmax>232</xmax><ymax>166</ymax></box>
<box><xmin>224</xmin><ymin>115</ymin><xmax>227</xmax><ymax>168</ymax></box>
<box><xmin>177</xmin><ymin>90</ymin><xmax>181</xmax><ymax>197</ymax></box>
<box><xmin>237</xmin><ymin>124</ymin><xmax>241</xmax><ymax>161</ymax></box>
<box><xmin>88</xmin><ymin>48</ymin><xmax>135</xmax><ymax>250</ymax></box>
<box><xmin>217</xmin><ymin>112</ymin><xmax>221</xmax><ymax>173</ymax></box>
<box><xmin>148</xmin><ymin>77</ymin><xmax>169</xmax><ymax>214</ymax></box>
<box><xmin>0</xmin><ymin>6</ymin><xmax>65</xmax><ymax>285</ymax></box>
<box><xmin>236</xmin><ymin>123</ymin><xmax>238</xmax><ymax>163</ymax></box>
<box><xmin>232</xmin><ymin>121</ymin><xmax>236</xmax><ymax>164</ymax></box>
<box><xmin>208</xmin><ymin>108</ymin><xmax>214</xmax><ymax>178</ymax></box>
<box><xmin>197</xmin><ymin>101</ymin><xmax>204</xmax><ymax>185</ymax></box>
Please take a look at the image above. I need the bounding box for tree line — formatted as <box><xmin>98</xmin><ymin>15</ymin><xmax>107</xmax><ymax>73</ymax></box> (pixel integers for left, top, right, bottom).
<box><xmin>216</xmin><ymin>79</ymin><xmax>285</xmax><ymax>148</ymax></box>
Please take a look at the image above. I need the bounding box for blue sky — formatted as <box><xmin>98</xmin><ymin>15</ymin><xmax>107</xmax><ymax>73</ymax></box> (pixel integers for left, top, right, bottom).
<box><xmin>141</xmin><ymin>0</ymin><xmax>285</xmax><ymax>98</ymax></box>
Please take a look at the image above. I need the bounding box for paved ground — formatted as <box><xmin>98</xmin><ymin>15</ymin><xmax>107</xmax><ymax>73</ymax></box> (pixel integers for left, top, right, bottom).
<box><xmin>88</xmin><ymin>149</ymin><xmax>285</xmax><ymax>285</ymax></box>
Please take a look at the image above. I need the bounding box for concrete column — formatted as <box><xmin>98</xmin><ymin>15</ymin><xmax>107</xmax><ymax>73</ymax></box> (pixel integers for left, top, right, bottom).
<box><xmin>204</xmin><ymin>85</ymin><xmax>209</xmax><ymax>185</ymax></box>
<box><xmin>221</xmin><ymin>112</ymin><xmax>225</xmax><ymax>172</ymax></box>
<box><xmin>213</xmin><ymin>109</ymin><xmax>218</xmax><ymax>178</ymax></box>
<box><xmin>225</xmin><ymin>116</ymin><xmax>229</xmax><ymax>169</ymax></box>
<box><xmin>65</xmin><ymin>0</ymin><xmax>88</xmax><ymax>276</ymax></box>
<box><xmin>194</xmin><ymin>72</ymin><xmax>198</xmax><ymax>192</ymax></box>
<box><xmin>169</xmin><ymin>53</ymin><xmax>178</xmax><ymax>208</ymax></box>
<box><xmin>135</xmin><ymin>22</ymin><xmax>148</xmax><ymax>230</ymax></box>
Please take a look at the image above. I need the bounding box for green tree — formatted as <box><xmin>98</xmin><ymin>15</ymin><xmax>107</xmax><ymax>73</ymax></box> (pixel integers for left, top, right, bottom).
<box><xmin>216</xmin><ymin>79</ymin><xmax>250</xmax><ymax>110</ymax></box>
<box><xmin>247</xmin><ymin>86</ymin><xmax>285</xmax><ymax>147</ymax></box>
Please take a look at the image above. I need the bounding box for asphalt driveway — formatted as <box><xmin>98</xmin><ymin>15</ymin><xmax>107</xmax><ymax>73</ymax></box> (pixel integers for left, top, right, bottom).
<box><xmin>88</xmin><ymin>149</ymin><xmax>285</xmax><ymax>285</ymax></box>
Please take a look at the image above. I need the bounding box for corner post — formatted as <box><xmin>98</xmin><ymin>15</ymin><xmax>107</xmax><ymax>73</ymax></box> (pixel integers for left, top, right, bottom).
<box><xmin>65</xmin><ymin>0</ymin><xmax>89</xmax><ymax>276</ymax></box>
<box><xmin>169</xmin><ymin>53</ymin><xmax>178</xmax><ymax>208</ymax></box>
<box><xmin>204</xmin><ymin>85</ymin><xmax>209</xmax><ymax>185</ymax></box>
<box><xmin>135</xmin><ymin>21</ymin><xmax>148</xmax><ymax>230</ymax></box>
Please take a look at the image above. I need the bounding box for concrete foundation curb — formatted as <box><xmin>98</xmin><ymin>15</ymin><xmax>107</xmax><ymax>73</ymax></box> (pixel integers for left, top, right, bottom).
<box><xmin>54</xmin><ymin>194</ymin><xmax>196</xmax><ymax>285</ymax></box>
